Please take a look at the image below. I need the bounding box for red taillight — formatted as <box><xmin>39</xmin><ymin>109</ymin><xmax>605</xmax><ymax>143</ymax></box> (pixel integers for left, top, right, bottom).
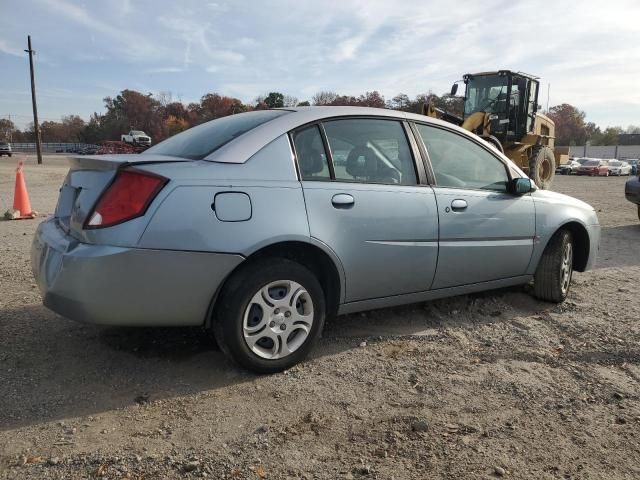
<box><xmin>85</xmin><ymin>168</ymin><xmax>167</xmax><ymax>229</ymax></box>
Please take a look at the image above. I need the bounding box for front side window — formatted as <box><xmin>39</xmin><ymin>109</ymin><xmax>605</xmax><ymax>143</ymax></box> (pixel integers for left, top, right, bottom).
<box><xmin>415</xmin><ymin>124</ymin><xmax>509</xmax><ymax>192</ymax></box>
<box><xmin>323</xmin><ymin>119</ymin><xmax>417</xmax><ymax>185</ymax></box>
<box><xmin>465</xmin><ymin>75</ymin><xmax>509</xmax><ymax>115</ymax></box>
<box><xmin>292</xmin><ymin>125</ymin><xmax>330</xmax><ymax>180</ymax></box>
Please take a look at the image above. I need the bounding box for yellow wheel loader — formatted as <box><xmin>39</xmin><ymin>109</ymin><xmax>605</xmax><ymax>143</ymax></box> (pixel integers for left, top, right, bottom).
<box><xmin>424</xmin><ymin>70</ymin><xmax>568</xmax><ymax>189</ymax></box>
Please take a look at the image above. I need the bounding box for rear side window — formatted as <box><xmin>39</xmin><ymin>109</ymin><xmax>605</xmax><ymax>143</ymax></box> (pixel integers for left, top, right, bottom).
<box><xmin>323</xmin><ymin>119</ymin><xmax>417</xmax><ymax>185</ymax></box>
<box><xmin>144</xmin><ymin>110</ymin><xmax>290</xmax><ymax>160</ymax></box>
<box><xmin>292</xmin><ymin>125</ymin><xmax>331</xmax><ymax>180</ymax></box>
<box><xmin>415</xmin><ymin>124</ymin><xmax>509</xmax><ymax>192</ymax></box>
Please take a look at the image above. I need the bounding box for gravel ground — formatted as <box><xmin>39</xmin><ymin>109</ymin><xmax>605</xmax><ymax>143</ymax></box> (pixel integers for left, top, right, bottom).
<box><xmin>1</xmin><ymin>155</ymin><xmax>639</xmax><ymax>479</ymax></box>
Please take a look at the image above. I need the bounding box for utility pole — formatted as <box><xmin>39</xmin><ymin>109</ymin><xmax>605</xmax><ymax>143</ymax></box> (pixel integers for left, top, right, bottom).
<box><xmin>546</xmin><ymin>83</ymin><xmax>551</xmax><ymax>112</ymax></box>
<box><xmin>25</xmin><ymin>35</ymin><xmax>43</xmax><ymax>165</ymax></box>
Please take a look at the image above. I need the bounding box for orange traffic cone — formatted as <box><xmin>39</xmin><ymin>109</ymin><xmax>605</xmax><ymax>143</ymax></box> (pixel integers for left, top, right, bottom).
<box><xmin>4</xmin><ymin>160</ymin><xmax>37</xmax><ymax>220</ymax></box>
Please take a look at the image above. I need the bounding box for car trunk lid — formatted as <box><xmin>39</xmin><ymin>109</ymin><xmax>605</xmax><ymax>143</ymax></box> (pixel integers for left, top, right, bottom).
<box><xmin>56</xmin><ymin>154</ymin><xmax>190</xmax><ymax>237</ymax></box>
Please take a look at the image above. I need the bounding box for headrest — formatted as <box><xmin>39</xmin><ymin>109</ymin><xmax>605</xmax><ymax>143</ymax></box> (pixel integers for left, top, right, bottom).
<box><xmin>346</xmin><ymin>146</ymin><xmax>377</xmax><ymax>178</ymax></box>
<box><xmin>299</xmin><ymin>148</ymin><xmax>325</xmax><ymax>175</ymax></box>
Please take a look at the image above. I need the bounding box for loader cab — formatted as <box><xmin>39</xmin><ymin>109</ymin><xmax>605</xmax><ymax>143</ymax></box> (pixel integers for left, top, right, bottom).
<box><xmin>459</xmin><ymin>70</ymin><xmax>540</xmax><ymax>143</ymax></box>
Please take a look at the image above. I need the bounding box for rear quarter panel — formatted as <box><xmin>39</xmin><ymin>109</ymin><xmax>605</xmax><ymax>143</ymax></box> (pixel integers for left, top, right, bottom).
<box><xmin>137</xmin><ymin>135</ymin><xmax>312</xmax><ymax>255</ymax></box>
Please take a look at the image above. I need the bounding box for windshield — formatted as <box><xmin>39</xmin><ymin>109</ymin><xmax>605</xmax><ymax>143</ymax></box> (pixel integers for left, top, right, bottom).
<box><xmin>144</xmin><ymin>110</ymin><xmax>291</xmax><ymax>160</ymax></box>
<box><xmin>465</xmin><ymin>75</ymin><xmax>509</xmax><ymax>115</ymax></box>
<box><xmin>584</xmin><ymin>160</ymin><xmax>599</xmax><ymax>166</ymax></box>
<box><xmin>131</xmin><ymin>130</ymin><xmax>146</xmax><ymax>135</ymax></box>
<box><xmin>609</xmin><ymin>161</ymin><xmax>621</xmax><ymax>166</ymax></box>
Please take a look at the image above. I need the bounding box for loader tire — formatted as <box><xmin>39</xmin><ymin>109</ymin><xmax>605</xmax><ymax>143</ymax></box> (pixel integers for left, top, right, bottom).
<box><xmin>529</xmin><ymin>146</ymin><xmax>555</xmax><ymax>190</ymax></box>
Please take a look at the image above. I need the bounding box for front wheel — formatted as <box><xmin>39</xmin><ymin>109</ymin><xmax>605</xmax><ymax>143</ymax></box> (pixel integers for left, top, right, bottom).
<box><xmin>529</xmin><ymin>146</ymin><xmax>555</xmax><ymax>190</ymax></box>
<box><xmin>533</xmin><ymin>230</ymin><xmax>573</xmax><ymax>303</ymax></box>
<box><xmin>213</xmin><ymin>258</ymin><xmax>326</xmax><ymax>373</ymax></box>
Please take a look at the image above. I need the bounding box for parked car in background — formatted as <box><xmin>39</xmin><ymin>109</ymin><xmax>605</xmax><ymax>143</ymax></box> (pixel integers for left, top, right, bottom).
<box><xmin>78</xmin><ymin>145</ymin><xmax>99</xmax><ymax>155</ymax></box>
<box><xmin>625</xmin><ymin>174</ymin><xmax>640</xmax><ymax>221</ymax></box>
<box><xmin>0</xmin><ymin>142</ymin><xmax>12</xmax><ymax>157</ymax></box>
<box><xmin>121</xmin><ymin>130</ymin><xmax>152</xmax><ymax>146</ymax></box>
<box><xmin>570</xmin><ymin>158</ymin><xmax>589</xmax><ymax>174</ymax></box>
<box><xmin>32</xmin><ymin>107</ymin><xmax>600</xmax><ymax>373</ymax></box>
<box><xmin>607</xmin><ymin>160</ymin><xmax>632</xmax><ymax>176</ymax></box>
<box><xmin>627</xmin><ymin>159</ymin><xmax>639</xmax><ymax>175</ymax></box>
<box><xmin>557</xmin><ymin>160</ymin><xmax>581</xmax><ymax>175</ymax></box>
<box><xmin>576</xmin><ymin>159</ymin><xmax>609</xmax><ymax>176</ymax></box>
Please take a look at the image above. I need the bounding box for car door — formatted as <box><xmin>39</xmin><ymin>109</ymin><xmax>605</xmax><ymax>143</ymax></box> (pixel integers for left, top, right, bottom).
<box><xmin>292</xmin><ymin>118</ymin><xmax>439</xmax><ymax>302</ymax></box>
<box><xmin>413</xmin><ymin>123</ymin><xmax>536</xmax><ymax>290</ymax></box>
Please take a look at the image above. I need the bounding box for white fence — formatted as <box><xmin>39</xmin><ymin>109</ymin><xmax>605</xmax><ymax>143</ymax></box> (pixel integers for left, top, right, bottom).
<box><xmin>9</xmin><ymin>143</ymin><xmax>98</xmax><ymax>153</ymax></box>
<box><xmin>568</xmin><ymin>145</ymin><xmax>640</xmax><ymax>160</ymax></box>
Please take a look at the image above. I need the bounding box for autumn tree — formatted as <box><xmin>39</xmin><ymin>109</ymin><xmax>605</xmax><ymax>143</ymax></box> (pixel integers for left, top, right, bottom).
<box><xmin>164</xmin><ymin>115</ymin><xmax>189</xmax><ymax>137</ymax></box>
<box><xmin>197</xmin><ymin>93</ymin><xmax>246</xmax><ymax>121</ymax></box>
<box><xmin>547</xmin><ymin>103</ymin><xmax>588</xmax><ymax>146</ymax></box>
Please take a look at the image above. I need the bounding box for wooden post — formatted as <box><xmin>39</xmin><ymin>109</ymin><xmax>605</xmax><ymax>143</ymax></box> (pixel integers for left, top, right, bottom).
<box><xmin>25</xmin><ymin>35</ymin><xmax>43</xmax><ymax>165</ymax></box>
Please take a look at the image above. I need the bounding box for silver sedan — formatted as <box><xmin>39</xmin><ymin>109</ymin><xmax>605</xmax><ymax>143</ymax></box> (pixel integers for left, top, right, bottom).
<box><xmin>32</xmin><ymin>107</ymin><xmax>600</xmax><ymax>372</ymax></box>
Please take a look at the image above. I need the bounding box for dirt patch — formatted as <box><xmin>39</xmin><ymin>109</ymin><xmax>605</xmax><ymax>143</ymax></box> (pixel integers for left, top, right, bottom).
<box><xmin>1</xmin><ymin>156</ymin><xmax>639</xmax><ymax>479</ymax></box>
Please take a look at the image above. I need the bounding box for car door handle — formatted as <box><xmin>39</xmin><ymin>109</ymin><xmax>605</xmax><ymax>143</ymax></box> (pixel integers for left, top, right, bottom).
<box><xmin>331</xmin><ymin>193</ymin><xmax>355</xmax><ymax>209</ymax></box>
<box><xmin>450</xmin><ymin>199</ymin><xmax>468</xmax><ymax>211</ymax></box>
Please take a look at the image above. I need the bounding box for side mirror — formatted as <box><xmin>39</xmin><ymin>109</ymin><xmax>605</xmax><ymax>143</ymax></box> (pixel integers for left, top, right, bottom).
<box><xmin>510</xmin><ymin>177</ymin><xmax>533</xmax><ymax>195</ymax></box>
<box><xmin>450</xmin><ymin>83</ymin><xmax>458</xmax><ymax>96</ymax></box>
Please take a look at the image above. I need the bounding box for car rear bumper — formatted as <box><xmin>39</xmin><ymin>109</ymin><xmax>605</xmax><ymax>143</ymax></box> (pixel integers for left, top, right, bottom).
<box><xmin>31</xmin><ymin>217</ymin><xmax>244</xmax><ymax>326</ymax></box>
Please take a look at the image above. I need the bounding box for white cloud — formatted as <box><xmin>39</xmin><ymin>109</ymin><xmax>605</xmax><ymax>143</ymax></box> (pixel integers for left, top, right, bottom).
<box><xmin>0</xmin><ymin>39</ymin><xmax>22</xmax><ymax>57</ymax></box>
<box><xmin>37</xmin><ymin>0</ymin><xmax>165</xmax><ymax>62</ymax></box>
<box><xmin>146</xmin><ymin>67</ymin><xmax>185</xmax><ymax>74</ymax></box>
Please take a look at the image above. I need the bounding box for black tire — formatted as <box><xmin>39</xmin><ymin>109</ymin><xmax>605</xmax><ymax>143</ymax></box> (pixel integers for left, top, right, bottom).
<box><xmin>534</xmin><ymin>230</ymin><xmax>573</xmax><ymax>303</ymax></box>
<box><xmin>637</xmin><ymin>205</ymin><xmax>640</xmax><ymax>222</ymax></box>
<box><xmin>529</xmin><ymin>146</ymin><xmax>556</xmax><ymax>190</ymax></box>
<box><xmin>213</xmin><ymin>257</ymin><xmax>326</xmax><ymax>373</ymax></box>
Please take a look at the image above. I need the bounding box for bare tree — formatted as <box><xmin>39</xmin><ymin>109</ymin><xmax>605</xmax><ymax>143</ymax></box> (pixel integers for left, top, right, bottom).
<box><xmin>155</xmin><ymin>91</ymin><xmax>173</xmax><ymax>107</ymax></box>
<box><xmin>312</xmin><ymin>91</ymin><xmax>338</xmax><ymax>106</ymax></box>
<box><xmin>283</xmin><ymin>95</ymin><xmax>298</xmax><ymax>107</ymax></box>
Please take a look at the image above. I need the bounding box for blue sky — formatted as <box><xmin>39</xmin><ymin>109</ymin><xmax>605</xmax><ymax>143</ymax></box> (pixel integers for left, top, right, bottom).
<box><xmin>1</xmin><ymin>0</ymin><xmax>639</xmax><ymax>129</ymax></box>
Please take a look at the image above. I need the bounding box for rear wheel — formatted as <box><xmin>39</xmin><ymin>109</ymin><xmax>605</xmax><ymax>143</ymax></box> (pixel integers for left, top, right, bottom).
<box><xmin>213</xmin><ymin>258</ymin><xmax>325</xmax><ymax>373</ymax></box>
<box><xmin>529</xmin><ymin>146</ymin><xmax>555</xmax><ymax>190</ymax></box>
<box><xmin>637</xmin><ymin>205</ymin><xmax>640</xmax><ymax>222</ymax></box>
<box><xmin>533</xmin><ymin>230</ymin><xmax>573</xmax><ymax>303</ymax></box>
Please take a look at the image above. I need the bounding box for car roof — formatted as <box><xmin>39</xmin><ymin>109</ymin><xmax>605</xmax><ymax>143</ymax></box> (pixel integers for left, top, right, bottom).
<box><xmin>204</xmin><ymin>106</ymin><xmax>498</xmax><ymax>165</ymax></box>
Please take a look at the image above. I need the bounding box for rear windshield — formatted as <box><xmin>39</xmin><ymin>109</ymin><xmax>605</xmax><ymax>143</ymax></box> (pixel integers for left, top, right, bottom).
<box><xmin>609</xmin><ymin>161</ymin><xmax>621</xmax><ymax>166</ymax></box>
<box><xmin>144</xmin><ymin>110</ymin><xmax>291</xmax><ymax>160</ymax></box>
